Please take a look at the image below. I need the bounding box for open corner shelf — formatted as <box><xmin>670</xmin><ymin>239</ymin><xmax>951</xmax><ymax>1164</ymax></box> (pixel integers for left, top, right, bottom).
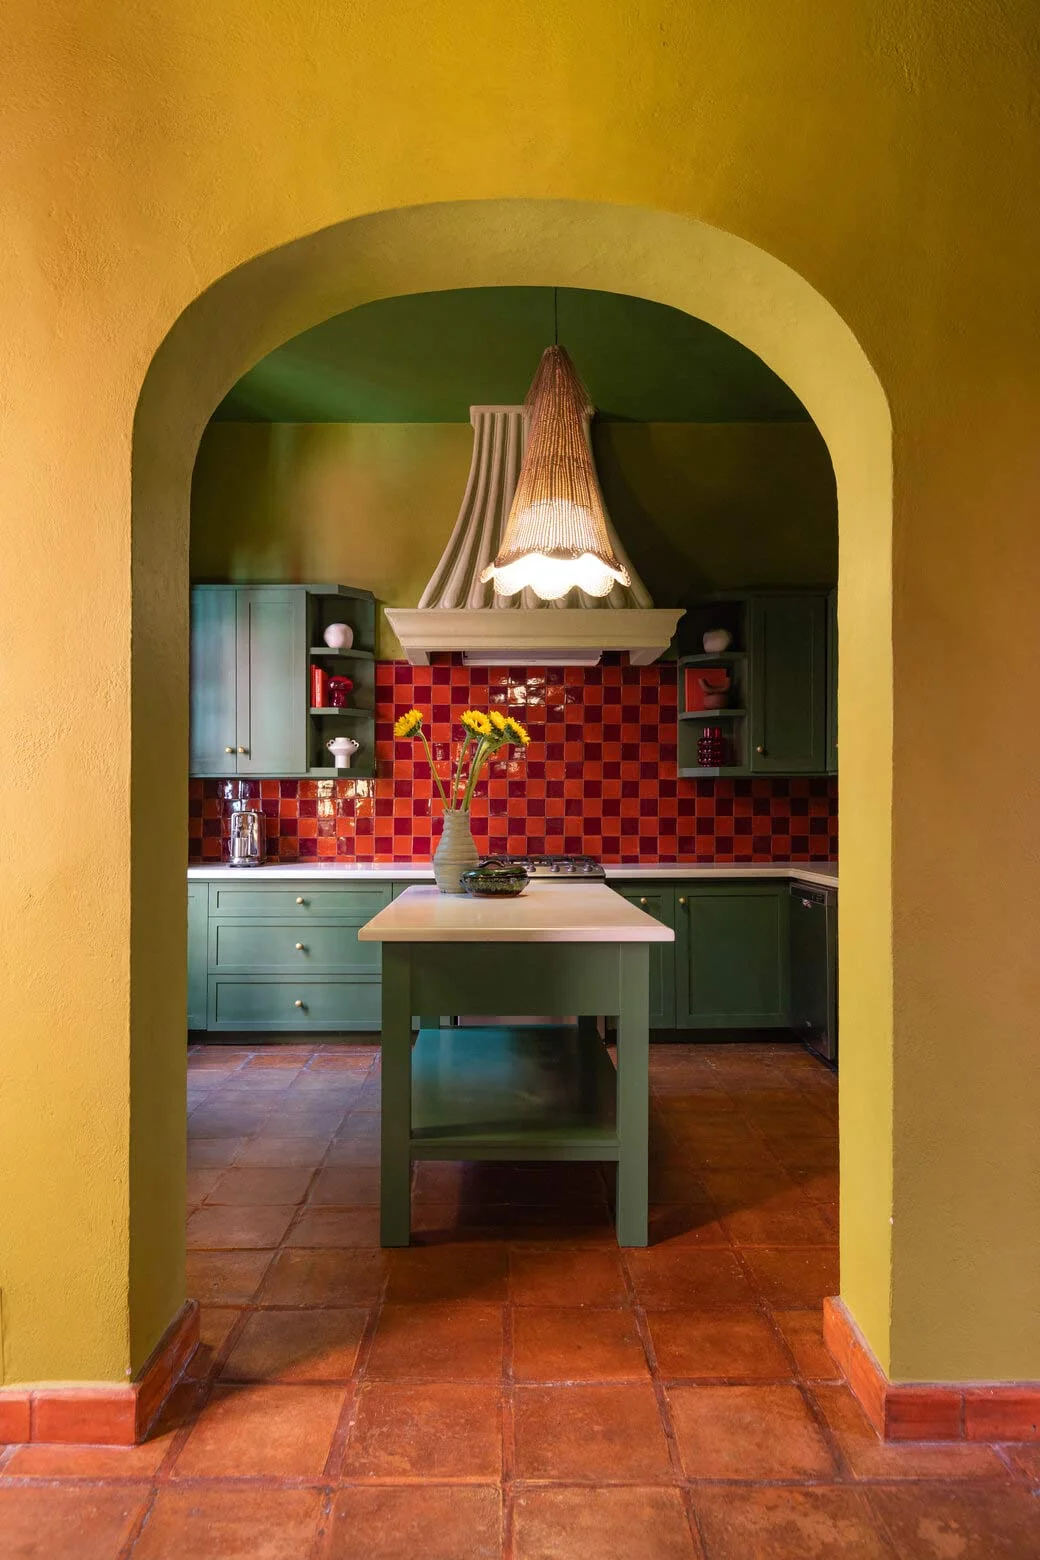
<box><xmin>678</xmin><ymin>651</ymin><xmax>746</xmax><ymax>666</ymax></box>
<box><xmin>309</xmin><ymin>706</ymin><xmax>370</xmax><ymax>717</ymax></box>
<box><xmin>308</xmin><ymin>646</ymin><xmax>375</xmax><ymax>660</ymax></box>
<box><xmin>678</xmin><ymin>709</ymin><xmax>746</xmax><ymax>721</ymax></box>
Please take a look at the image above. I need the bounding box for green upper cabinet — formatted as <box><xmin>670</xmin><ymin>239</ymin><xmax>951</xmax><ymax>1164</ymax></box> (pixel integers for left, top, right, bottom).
<box><xmin>189</xmin><ymin>582</ymin><xmax>376</xmax><ymax>778</ymax></box>
<box><xmin>749</xmin><ymin>593</ymin><xmax>828</xmax><ymax>774</ymax></box>
<box><xmin>674</xmin><ymin>882</ymin><xmax>790</xmax><ymax>1028</ymax></box>
<box><xmin>189</xmin><ymin>586</ymin><xmax>238</xmax><ymax>776</ymax></box>
<box><xmin>235</xmin><ymin>588</ymin><xmax>307</xmax><ymax>774</ymax></box>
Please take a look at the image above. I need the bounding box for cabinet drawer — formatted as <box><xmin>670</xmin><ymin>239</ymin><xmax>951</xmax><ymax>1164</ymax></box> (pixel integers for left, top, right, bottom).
<box><xmin>209</xmin><ymin>977</ymin><xmax>381</xmax><ymax>1031</ymax></box>
<box><xmin>210</xmin><ymin>919</ymin><xmax>378</xmax><ymax>974</ymax></box>
<box><xmin>208</xmin><ymin>883</ymin><xmax>390</xmax><ymax>919</ymax></box>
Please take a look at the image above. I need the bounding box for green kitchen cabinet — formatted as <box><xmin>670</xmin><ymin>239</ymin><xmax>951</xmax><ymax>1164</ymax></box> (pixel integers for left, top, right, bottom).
<box><xmin>674</xmin><ymin>882</ymin><xmax>790</xmax><ymax>1027</ymax></box>
<box><xmin>186</xmin><ymin>884</ymin><xmax>208</xmax><ymax>1030</ymax></box>
<box><xmin>826</xmin><ymin>587</ymin><xmax>838</xmax><ymax>775</ymax></box>
<box><xmin>189</xmin><ymin>582</ymin><xmax>376</xmax><ymax>778</ymax></box>
<box><xmin>749</xmin><ymin>594</ymin><xmax>828</xmax><ymax>774</ymax></box>
<box><xmin>189</xmin><ymin>586</ymin><xmax>238</xmax><ymax>776</ymax></box>
<box><xmin>788</xmin><ymin>881</ymin><xmax>837</xmax><ymax>1060</ymax></box>
<box><xmin>612</xmin><ymin>885</ymin><xmax>676</xmax><ymax>1027</ymax></box>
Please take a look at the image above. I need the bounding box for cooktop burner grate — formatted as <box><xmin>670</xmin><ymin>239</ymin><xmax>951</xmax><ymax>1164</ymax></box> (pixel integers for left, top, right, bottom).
<box><xmin>480</xmin><ymin>853</ymin><xmax>606</xmax><ymax>880</ymax></box>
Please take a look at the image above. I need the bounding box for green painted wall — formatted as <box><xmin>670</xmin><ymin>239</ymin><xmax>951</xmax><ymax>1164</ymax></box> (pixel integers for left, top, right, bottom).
<box><xmin>190</xmin><ymin>420</ymin><xmax>837</xmax><ymax>656</ymax></box>
<box><xmin>214</xmin><ymin>287</ymin><xmax>810</xmax><ymax>423</ymax></box>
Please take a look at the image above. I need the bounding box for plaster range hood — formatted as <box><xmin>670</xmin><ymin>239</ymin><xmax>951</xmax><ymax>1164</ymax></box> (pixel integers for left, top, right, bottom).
<box><xmin>385</xmin><ymin>406</ymin><xmax>684</xmax><ymax>666</ymax></box>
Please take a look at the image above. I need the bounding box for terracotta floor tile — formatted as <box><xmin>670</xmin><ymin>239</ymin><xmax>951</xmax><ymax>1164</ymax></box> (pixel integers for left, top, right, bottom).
<box><xmin>625</xmin><ymin>1248</ymin><xmax>754</xmax><ymax>1309</ymax></box>
<box><xmin>771</xmin><ymin>1307</ymin><xmax>842</xmax><ymax>1379</ymax></box>
<box><xmin>130</xmin><ymin>1486</ymin><xmax>323</xmax><ymax>1560</ymax></box>
<box><xmin>285</xmin><ymin>1206</ymin><xmax>382</xmax><ymax>1247</ymax></box>
<box><xmin>646</xmin><ymin>1206</ymin><xmax>731</xmax><ymax>1247</ymax></box>
<box><xmin>513</xmin><ymin>1486</ymin><xmax>701</xmax><ymax>1560</ymax></box>
<box><xmin>342</xmin><ymin>1382</ymin><xmax>501</xmax><ymax>1478</ymax></box>
<box><xmin>186</xmin><ymin>1248</ymin><xmax>274</xmax><ymax>1304</ymax></box>
<box><xmin>258</xmin><ymin>1246</ymin><xmax>388</xmax><ymax>1307</ymax></box>
<box><xmin>1005</xmin><ymin>1442</ymin><xmax>1040</xmax><ymax>1487</ymax></box>
<box><xmin>187</xmin><ymin>1135</ymin><xmax>248</xmax><ymax>1167</ymax></box>
<box><xmin>692</xmin><ymin>1485</ymin><xmax>891</xmax><ymax>1559</ymax></box>
<box><xmin>189</xmin><ymin>1105</ymin><xmax>275</xmax><ymax>1137</ymax></box>
<box><xmin>187</xmin><ymin>1166</ymin><xmax>223</xmax><ymax>1204</ymax></box>
<box><xmin>867</xmin><ymin>1482</ymin><xmax>1040</xmax><ymax>1558</ymax></box>
<box><xmin>172</xmin><ymin>1383</ymin><xmax>346</xmax><ymax>1479</ymax></box>
<box><xmin>668</xmin><ymin>1383</ymin><xmax>836</xmax><ymax>1479</ymax></box>
<box><xmin>325</xmin><ymin>1485</ymin><xmax>501</xmax><ymax>1559</ymax></box>
<box><xmin>646</xmin><ymin>1308</ymin><xmax>795</xmax><ymax>1380</ymax></box>
<box><xmin>206</xmin><ymin>1166</ymin><xmax>316</xmax><ymax>1205</ymax></box>
<box><xmin>367</xmin><ymin>1303</ymin><xmax>504</xmax><ymax>1382</ymax></box>
<box><xmin>2</xmin><ymin>1430</ymin><xmax>173</xmax><ymax>1480</ymax></box>
<box><xmin>234</xmin><ymin>1135</ymin><xmax>332</xmax><ymax>1167</ymax></box>
<box><xmin>814</xmin><ymin>1385</ymin><xmax>1011</xmax><ymax>1480</ymax></box>
<box><xmin>325</xmin><ymin>1134</ymin><xmax>381</xmax><ymax>1166</ymax></box>
<box><xmin>186</xmin><ymin>1305</ymin><xmax>244</xmax><ymax>1377</ymax></box>
<box><xmin>186</xmin><ymin>1203</ymin><xmax>297</xmax><ymax>1250</ymax></box>
<box><xmin>722</xmin><ymin>1200</ymin><xmax>835</xmax><ymax>1245</ymax></box>
<box><xmin>742</xmin><ymin>1245</ymin><xmax>839</xmax><ymax>1307</ymax></box>
<box><xmin>512</xmin><ymin>1305</ymin><xmax>650</xmax><ymax>1382</ymax></box>
<box><xmin>221</xmin><ymin>1307</ymin><xmax>368</xmax><ymax>1382</ymax></box>
<box><xmin>698</xmin><ymin>1168</ymin><xmax>804</xmax><ymax>1216</ymax></box>
<box><xmin>514</xmin><ymin>1384</ymin><xmax>674</xmax><ymax>1481</ymax></box>
<box><xmin>387</xmin><ymin>1243</ymin><xmax>510</xmax><ymax>1304</ymax></box>
<box><xmin>509</xmin><ymin>1245</ymin><xmax>628</xmax><ymax>1306</ymax></box>
<box><xmin>308</xmin><ymin>1167</ymin><xmax>382</xmax><ymax>1206</ymax></box>
<box><xmin>0</xmin><ymin>1486</ymin><xmax>150</xmax><ymax>1559</ymax></box>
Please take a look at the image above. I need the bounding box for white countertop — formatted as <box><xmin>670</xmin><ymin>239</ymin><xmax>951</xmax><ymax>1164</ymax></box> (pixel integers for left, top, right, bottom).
<box><xmin>358</xmin><ymin>881</ymin><xmax>677</xmax><ymax>943</ymax></box>
<box><xmin>187</xmin><ymin>862</ymin><xmax>837</xmax><ymax>889</ymax></box>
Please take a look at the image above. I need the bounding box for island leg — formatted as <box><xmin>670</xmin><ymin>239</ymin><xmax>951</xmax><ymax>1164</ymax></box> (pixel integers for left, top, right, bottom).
<box><xmin>380</xmin><ymin>943</ymin><xmax>413</xmax><ymax>1246</ymax></box>
<box><xmin>615</xmin><ymin>943</ymin><xmax>649</xmax><ymax>1247</ymax></box>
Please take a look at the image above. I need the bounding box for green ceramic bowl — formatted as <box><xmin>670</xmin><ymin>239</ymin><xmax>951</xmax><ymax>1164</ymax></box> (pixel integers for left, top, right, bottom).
<box><xmin>460</xmin><ymin>864</ymin><xmax>529</xmax><ymax>898</ymax></box>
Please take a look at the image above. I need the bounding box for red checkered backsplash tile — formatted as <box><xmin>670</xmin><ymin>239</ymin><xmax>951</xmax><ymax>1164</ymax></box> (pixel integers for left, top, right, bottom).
<box><xmin>189</xmin><ymin>660</ymin><xmax>838</xmax><ymax>865</ymax></box>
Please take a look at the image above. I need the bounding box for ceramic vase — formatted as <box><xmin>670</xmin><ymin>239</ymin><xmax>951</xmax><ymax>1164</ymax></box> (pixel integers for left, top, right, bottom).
<box><xmin>433</xmin><ymin>809</ymin><xmax>479</xmax><ymax>894</ymax></box>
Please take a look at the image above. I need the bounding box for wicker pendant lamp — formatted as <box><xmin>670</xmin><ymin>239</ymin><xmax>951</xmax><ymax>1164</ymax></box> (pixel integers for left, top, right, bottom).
<box><xmin>480</xmin><ymin>343</ymin><xmax>631</xmax><ymax>601</ymax></box>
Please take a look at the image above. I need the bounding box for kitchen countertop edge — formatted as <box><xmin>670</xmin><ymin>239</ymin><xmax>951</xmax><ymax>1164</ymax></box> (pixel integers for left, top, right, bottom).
<box><xmin>188</xmin><ymin>862</ymin><xmax>837</xmax><ymax>888</ymax></box>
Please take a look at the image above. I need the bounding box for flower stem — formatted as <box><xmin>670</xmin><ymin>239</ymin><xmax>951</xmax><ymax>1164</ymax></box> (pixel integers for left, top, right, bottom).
<box><xmin>461</xmin><ymin>737</ymin><xmax>495</xmax><ymax>811</ymax></box>
<box><xmin>418</xmin><ymin>728</ymin><xmax>449</xmax><ymax>808</ymax></box>
<box><xmin>452</xmin><ymin>733</ymin><xmax>472</xmax><ymax>810</ymax></box>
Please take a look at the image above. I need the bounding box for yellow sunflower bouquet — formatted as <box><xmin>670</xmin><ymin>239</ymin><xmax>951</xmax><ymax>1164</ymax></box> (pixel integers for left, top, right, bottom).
<box><xmin>393</xmin><ymin>706</ymin><xmax>530</xmax><ymax>811</ymax></box>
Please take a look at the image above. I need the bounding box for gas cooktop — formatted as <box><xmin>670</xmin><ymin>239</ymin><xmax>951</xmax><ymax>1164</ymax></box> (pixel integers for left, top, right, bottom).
<box><xmin>480</xmin><ymin>853</ymin><xmax>606</xmax><ymax>880</ymax></box>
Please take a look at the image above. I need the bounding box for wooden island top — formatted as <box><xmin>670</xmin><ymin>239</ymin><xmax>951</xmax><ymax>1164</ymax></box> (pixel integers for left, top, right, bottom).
<box><xmin>358</xmin><ymin>880</ymin><xmax>676</xmax><ymax>944</ymax></box>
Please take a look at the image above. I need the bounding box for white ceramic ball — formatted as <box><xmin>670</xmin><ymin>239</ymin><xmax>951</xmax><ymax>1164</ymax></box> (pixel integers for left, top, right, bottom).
<box><xmin>323</xmin><ymin>622</ymin><xmax>354</xmax><ymax>651</ymax></box>
<box><xmin>702</xmin><ymin>628</ymin><xmax>733</xmax><ymax>654</ymax></box>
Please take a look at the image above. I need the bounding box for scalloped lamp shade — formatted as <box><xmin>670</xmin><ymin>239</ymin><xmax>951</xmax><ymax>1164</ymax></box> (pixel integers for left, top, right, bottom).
<box><xmin>480</xmin><ymin>345</ymin><xmax>631</xmax><ymax>601</ymax></box>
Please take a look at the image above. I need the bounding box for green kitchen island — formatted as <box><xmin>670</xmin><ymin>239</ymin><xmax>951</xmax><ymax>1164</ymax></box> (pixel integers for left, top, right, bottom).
<box><xmin>358</xmin><ymin>881</ymin><xmax>674</xmax><ymax>1247</ymax></box>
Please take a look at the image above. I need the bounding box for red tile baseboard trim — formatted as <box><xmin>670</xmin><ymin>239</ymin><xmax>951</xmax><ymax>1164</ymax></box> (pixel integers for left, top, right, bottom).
<box><xmin>0</xmin><ymin>1298</ymin><xmax>199</xmax><ymax>1447</ymax></box>
<box><xmin>823</xmin><ymin>1295</ymin><xmax>1040</xmax><ymax>1442</ymax></box>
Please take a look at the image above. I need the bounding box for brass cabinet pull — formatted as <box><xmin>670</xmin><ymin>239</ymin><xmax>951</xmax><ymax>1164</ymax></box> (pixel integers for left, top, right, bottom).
<box><xmin>755</xmin><ymin>745</ymin><xmax>766</xmax><ymax>754</ymax></box>
<box><xmin>639</xmin><ymin>896</ymin><xmax>648</xmax><ymax>906</ymax></box>
<box><xmin>224</xmin><ymin>746</ymin><xmax>234</xmax><ymax>754</ymax></box>
<box><xmin>237</xmin><ymin>746</ymin><xmax>248</xmax><ymax>754</ymax></box>
<box><xmin>295</xmin><ymin>942</ymin><xmax>305</xmax><ymax>951</ymax></box>
<box><xmin>294</xmin><ymin>999</ymin><xmax>305</xmax><ymax>1008</ymax></box>
<box><xmin>678</xmin><ymin>895</ymin><xmax>687</xmax><ymax>906</ymax></box>
<box><xmin>295</xmin><ymin>897</ymin><xmax>306</xmax><ymax>905</ymax></box>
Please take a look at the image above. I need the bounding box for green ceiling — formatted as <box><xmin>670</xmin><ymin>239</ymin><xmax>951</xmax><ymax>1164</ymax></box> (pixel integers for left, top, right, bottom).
<box><xmin>215</xmin><ymin>287</ymin><xmax>809</xmax><ymax>423</ymax></box>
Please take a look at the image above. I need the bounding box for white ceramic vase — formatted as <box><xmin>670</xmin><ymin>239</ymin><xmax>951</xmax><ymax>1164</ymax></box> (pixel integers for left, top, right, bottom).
<box><xmin>323</xmin><ymin>622</ymin><xmax>354</xmax><ymax>651</ymax></box>
<box><xmin>326</xmin><ymin>736</ymin><xmax>359</xmax><ymax>768</ymax></box>
<box><xmin>433</xmin><ymin>809</ymin><xmax>479</xmax><ymax>894</ymax></box>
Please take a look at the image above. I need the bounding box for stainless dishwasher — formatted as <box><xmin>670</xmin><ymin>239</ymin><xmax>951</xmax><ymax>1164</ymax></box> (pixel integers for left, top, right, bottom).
<box><xmin>789</xmin><ymin>883</ymin><xmax>838</xmax><ymax>1063</ymax></box>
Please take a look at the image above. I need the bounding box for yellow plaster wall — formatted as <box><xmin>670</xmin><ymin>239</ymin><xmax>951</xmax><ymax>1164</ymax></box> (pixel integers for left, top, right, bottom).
<box><xmin>189</xmin><ymin>420</ymin><xmax>838</xmax><ymax>658</ymax></box>
<box><xmin>0</xmin><ymin>0</ymin><xmax>1037</xmax><ymax>1385</ymax></box>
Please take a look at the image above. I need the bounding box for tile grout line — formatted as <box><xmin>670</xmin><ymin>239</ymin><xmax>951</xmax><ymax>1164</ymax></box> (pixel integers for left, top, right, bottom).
<box><xmin>500</xmin><ymin>1303</ymin><xmax>517</xmax><ymax>1560</ymax></box>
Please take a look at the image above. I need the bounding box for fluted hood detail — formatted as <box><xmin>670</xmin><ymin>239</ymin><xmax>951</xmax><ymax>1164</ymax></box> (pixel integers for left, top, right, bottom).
<box><xmin>386</xmin><ymin>406</ymin><xmax>683</xmax><ymax>665</ymax></box>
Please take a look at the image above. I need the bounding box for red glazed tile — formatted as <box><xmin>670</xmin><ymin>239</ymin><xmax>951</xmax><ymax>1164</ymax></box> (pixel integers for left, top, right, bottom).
<box><xmin>668</xmin><ymin>1383</ymin><xmax>836</xmax><ymax>1479</ymax></box>
<box><xmin>324</xmin><ymin>1485</ymin><xmax>501</xmax><ymax>1560</ymax></box>
<box><xmin>512</xmin><ymin>1487</ymin><xmax>701</xmax><ymax>1560</ymax></box>
<box><xmin>342</xmin><ymin>1382</ymin><xmax>502</xmax><ymax>1478</ymax></box>
<box><xmin>513</xmin><ymin>1384</ymin><xmax>674</xmax><ymax>1481</ymax></box>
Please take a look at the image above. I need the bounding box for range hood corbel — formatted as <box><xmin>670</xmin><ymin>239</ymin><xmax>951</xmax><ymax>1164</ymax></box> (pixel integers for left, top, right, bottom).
<box><xmin>384</xmin><ymin>405</ymin><xmax>684</xmax><ymax>666</ymax></box>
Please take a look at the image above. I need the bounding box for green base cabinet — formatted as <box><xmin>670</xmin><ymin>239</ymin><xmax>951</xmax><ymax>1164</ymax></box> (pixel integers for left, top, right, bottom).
<box><xmin>611</xmin><ymin>886</ymin><xmax>676</xmax><ymax>1026</ymax></box>
<box><xmin>187</xmin><ymin>884</ymin><xmax>209</xmax><ymax>1030</ymax></box>
<box><xmin>674</xmin><ymin>882</ymin><xmax>790</xmax><ymax>1028</ymax></box>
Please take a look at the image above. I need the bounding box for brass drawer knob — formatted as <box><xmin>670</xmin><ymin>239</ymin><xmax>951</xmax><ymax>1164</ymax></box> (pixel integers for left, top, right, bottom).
<box><xmin>294</xmin><ymin>999</ymin><xmax>305</xmax><ymax>1008</ymax></box>
<box><xmin>237</xmin><ymin>746</ymin><xmax>247</xmax><ymax>754</ymax></box>
<box><xmin>755</xmin><ymin>745</ymin><xmax>765</xmax><ymax>754</ymax></box>
<box><xmin>295</xmin><ymin>897</ymin><xmax>306</xmax><ymax>905</ymax></box>
<box><xmin>639</xmin><ymin>897</ymin><xmax>648</xmax><ymax>906</ymax></box>
<box><xmin>224</xmin><ymin>746</ymin><xmax>234</xmax><ymax>754</ymax></box>
<box><xmin>295</xmin><ymin>942</ymin><xmax>305</xmax><ymax>951</ymax></box>
<box><xmin>678</xmin><ymin>896</ymin><xmax>687</xmax><ymax>906</ymax></box>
